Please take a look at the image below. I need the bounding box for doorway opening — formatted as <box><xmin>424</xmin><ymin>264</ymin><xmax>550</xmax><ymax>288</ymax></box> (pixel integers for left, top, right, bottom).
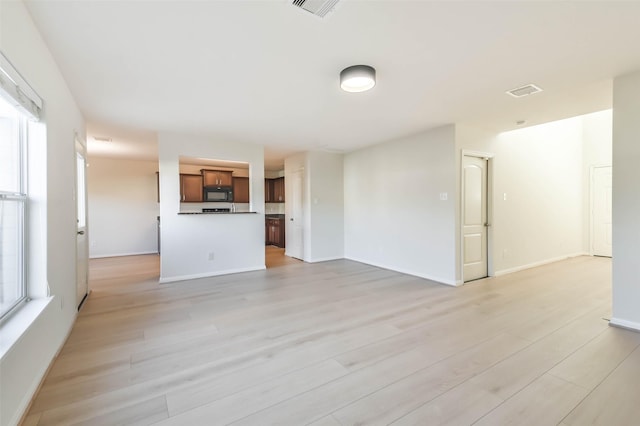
<box><xmin>265</xmin><ymin>246</ymin><xmax>301</xmax><ymax>268</ymax></box>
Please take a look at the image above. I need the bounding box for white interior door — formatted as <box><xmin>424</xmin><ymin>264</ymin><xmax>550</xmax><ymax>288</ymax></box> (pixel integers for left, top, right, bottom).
<box><xmin>462</xmin><ymin>155</ymin><xmax>488</xmax><ymax>282</ymax></box>
<box><xmin>592</xmin><ymin>166</ymin><xmax>612</xmax><ymax>257</ymax></box>
<box><xmin>75</xmin><ymin>139</ymin><xmax>89</xmax><ymax>308</ymax></box>
<box><xmin>286</xmin><ymin>169</ymin><xmax>304</xmax><ymax>260</ymax></box>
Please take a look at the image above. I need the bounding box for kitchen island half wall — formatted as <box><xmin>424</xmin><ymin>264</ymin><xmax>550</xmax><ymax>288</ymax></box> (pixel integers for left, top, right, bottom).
<box><xmin>158</xmin><ymin>131</ymin><xmax>266</xmax><ymax>282</ymax></box>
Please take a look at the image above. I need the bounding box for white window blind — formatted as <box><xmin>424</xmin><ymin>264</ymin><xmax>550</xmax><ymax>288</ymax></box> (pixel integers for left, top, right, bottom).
<box><xmin>0</xmin><ymin>51</ymin><xmax>42</xmax><ymax>121</ymax></box>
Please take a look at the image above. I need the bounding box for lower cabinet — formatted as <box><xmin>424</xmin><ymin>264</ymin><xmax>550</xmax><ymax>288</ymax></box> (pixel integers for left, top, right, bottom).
<box><xmin>265</xmin><ymin>218</ymin><xmax>285</xmax><ymax>248</ymax></box>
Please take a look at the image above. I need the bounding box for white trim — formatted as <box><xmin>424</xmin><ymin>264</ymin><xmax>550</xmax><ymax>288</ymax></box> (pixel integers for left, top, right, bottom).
<box><xmin>90</xmin><ymin>251</ymin><xmax>158</xmax><ymax>259</ymax></box>
<box><xmin>609</xmin><ymin>318</ymin><xmax>640</xmax><ymax>332</ymax></box>
<box><xmin>306</xmin><ymin>256</ymin><xmax>343</xmax><ymax>263</ymax></box>
<box><xmin>344</xmin><ymin>256</ymin><xmax>458</xmax><ymax>286</ymax></box>
<box><xmin>461</xmin><ymin>149</ymin><xmax>495</xmax><ymax>159</ymax></box>
<box><xmin>159</xmin><ymin>265</ymin><xmax>266</xmax><ymax>284</ymax></box>
<box><xmin>494</xmin><ymin>252</ymin><xmax>588</xmax><ymax>276</ymax></box>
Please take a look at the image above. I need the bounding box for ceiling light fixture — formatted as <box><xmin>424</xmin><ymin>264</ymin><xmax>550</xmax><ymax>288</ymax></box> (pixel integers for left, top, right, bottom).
<box><xmin>93</xmin><ymin>136</ymin><xmax>112</xmax><ymax>142</ymax></box>
<box><xmin>340</xmin><ymin>65</ymin><xmax>376</xmax><ymax>93</ymax></box>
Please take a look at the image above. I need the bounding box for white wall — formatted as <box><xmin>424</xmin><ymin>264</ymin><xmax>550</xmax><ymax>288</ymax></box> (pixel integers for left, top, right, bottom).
<box><xmin>0</xmin><ymin>2</ymin><xmax>85</xmax><ymax>425</ymax></box>
<box><xmin>87</xmin><ymin>157</ymin><xmax>159</xmax><ymax>257</ymax></box>
<box><xmin>582</xmin><ymin>110</ymin><xmax>613</xmax><ymax>252</ymax></box>
<box><xmin>611</xmin><ymin>71</ymin><xmax>640</xmax><ymax>331</ymax></box>
<box><xmin>344</xmin><ymin>125</ymin><xmax>458</xmax><ymax>285</ymax></box>
<box><xmin>158</xmin><ymin>132</ymin><xmax>265</xmax><ymax>282</ymax></box>
<box><xmin>456</xmin><ymin>112</ymin><xmax>611</xmax><ymax>281</ymax></box>
<box><xmin>308</xmin><ymin>151</ymin><xmax>344</xmax><ymax>262</ymax></box>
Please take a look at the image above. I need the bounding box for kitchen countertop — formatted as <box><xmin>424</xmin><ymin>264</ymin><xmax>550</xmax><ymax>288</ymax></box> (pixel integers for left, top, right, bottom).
<box><xmin>178</xmin><ymin>211</ymin><xmax>259</xmax><ymax>215</ymax></box>
<box><xmin>265</xmin><ymin>214</ymin><xmax>285</xmax><ymax>219</ymax></box>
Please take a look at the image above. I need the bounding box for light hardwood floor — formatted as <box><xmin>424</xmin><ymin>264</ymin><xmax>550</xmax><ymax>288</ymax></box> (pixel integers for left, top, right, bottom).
<box><xmin>265</xmin><ymin>246</ymin><xmax>302</xmax><ymax>269</ymax></box>
<box><xmin>22</xmin><ymin>255</ymin><xmax>640</xmax><ymax>425</ymax></box>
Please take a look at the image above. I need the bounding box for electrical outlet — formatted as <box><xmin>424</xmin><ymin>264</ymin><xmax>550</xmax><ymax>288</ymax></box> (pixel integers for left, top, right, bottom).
<box><xmin>208</xmin><ymin>252</ymin><xmax>215</xmax><ymax>261</ymax></box>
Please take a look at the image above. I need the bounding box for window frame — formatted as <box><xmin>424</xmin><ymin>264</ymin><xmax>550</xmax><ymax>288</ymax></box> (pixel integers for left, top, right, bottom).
<box><xmin>0</xmin><ymin>110</ymin><xmax>28</xmax><ymax>321</ymax></box>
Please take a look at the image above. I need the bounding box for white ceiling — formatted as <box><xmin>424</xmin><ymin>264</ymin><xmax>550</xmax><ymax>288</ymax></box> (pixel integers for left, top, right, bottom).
<box><xmin>25</xmin><ymin>1</ymin><xmax>640</xmax><ymax>170</ymax></box>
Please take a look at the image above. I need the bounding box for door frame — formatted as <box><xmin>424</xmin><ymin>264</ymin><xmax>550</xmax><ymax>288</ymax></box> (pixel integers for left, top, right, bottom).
<box><xmin>74</xmin><ymin>134</ymin><xmax>89</xmax><ymax>309</ymax></box>
<box><xmin>285</xmin><ymin>167</ymin><xmax>304</xmax><ymax>260</ymax></box>
<box><xmin>589</xmin><ymin>164</ymin><xmax>612</xmax><ymax>256</ymax></box>
<box><xmin>460</xmin><ymin>150</ymin><xmax>494</xmax><ymax>283</ymax></box>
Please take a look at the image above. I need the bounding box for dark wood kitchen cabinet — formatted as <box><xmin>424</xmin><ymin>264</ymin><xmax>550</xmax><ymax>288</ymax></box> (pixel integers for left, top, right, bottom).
<box><xmin>233</xmin><ymin>177</ymin><xmax>250</xmax><ymax>203</ymax></box>
<box><xmin>180</xmin><ymin>174</ymin><xmax>203</xmax><ymax>202</ymax></box>
<box><xmin>202</xmin><ymin>169</ymin><xmax>233</xmax><ymax>187</ymax></box>
<box><xmin>265</xmin><ymin>217</ymin><xmax>285</xmax><ymax>248</ymax></box>
<box><xmin>265</xmin><ymin>177</ymin><xmax>285</xmax><ymax>203</ymax></box>
<box><xmin>272</xmin><ymin>177</ymin><xmax>285</xmax><ymax>202</ymax></box>
<box><xmin>264</xmin><ymin>179</ymin><xmax>272</xmax><ymax>203</ymax></box>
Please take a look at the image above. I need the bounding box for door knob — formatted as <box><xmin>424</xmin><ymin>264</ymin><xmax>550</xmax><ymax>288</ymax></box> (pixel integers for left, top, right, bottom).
<box><xmin>77</xmin><ymin>230</ymin><xmax>85</xmax><ymax>235</ymax></box>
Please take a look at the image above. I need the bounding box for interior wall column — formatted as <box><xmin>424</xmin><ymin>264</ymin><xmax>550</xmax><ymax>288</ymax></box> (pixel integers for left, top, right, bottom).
<box><xmin>611</xmin><ymin>70</ymin><xmax>640</xmax><ymax>331</ymax></box>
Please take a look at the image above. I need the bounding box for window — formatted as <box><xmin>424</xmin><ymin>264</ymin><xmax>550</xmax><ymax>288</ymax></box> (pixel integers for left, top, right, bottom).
<box><xmin>0</xmin><ymin>95</ymin><xmax>27</xmax><ymax>319</ymax></box>
<box><xmin>0</xmin><ymin>51</ymin><xmax>42</xmax><ymax>321</ymax></box>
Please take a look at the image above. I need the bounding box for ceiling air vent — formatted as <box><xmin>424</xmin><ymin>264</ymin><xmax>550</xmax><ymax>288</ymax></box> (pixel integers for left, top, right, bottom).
<box><xmin>291</xmin><ymin>0</ymin><xmax>341</xmax><ymax>18</ymax></box>
<box><xmin>506</xmin><ymin>84</ymin><xmax>543</xmax><ymax>98</ymax></box>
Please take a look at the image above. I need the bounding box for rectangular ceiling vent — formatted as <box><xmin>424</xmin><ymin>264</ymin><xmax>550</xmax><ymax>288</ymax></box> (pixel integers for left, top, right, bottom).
<box><xmin>506</xmin><ymin>84</ymin><xmax>543</xmax><ymax>98</ymax></box>
<box><xmin>291</xmin><ymin>0</ymin><xmax>341</xmax><ymax>18</ymax></box>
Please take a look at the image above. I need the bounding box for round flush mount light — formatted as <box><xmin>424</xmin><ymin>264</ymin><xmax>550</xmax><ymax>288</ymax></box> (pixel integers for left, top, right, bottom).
<box><xmin>340</xmin><ymin>65</ymin><xmax>376</xmax><ymax>93</ymax></box>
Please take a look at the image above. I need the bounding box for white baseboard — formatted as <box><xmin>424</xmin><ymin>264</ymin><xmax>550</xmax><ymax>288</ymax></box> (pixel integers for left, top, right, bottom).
<box><xmin>159</xmin><ymin>265</ymin><xmax>266</xmax><ymax>283</ymax></box>
<box><xmin>344</xmin><ymin>256</ymin><xmax>457</xmax><ymax>286</ymax></box>
<box><xmin>494</xmin><ymin>252</ymin><xmax>589</xmax><ymax>277</ymax></box>
<box><xmin>307</xmin><ymin>256</ymin><xmax>343</xmax><ymax>263</ymax></box>
<box><xmin>609</xmin><ymin>317</ymin><xmax>640</xmax><ymax>332</ymax></box>
<box><xmin>90</xmin><ymin>251</ymin><xmax>158</xmax><ymax>259</ymax></box>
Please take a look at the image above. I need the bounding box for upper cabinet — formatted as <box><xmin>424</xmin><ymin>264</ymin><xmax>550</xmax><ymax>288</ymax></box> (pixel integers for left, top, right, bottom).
<box><xmin>180</xmin><ymin>174</ymin><xmax>203</xmax><ymax>202</ymax></box>
<box><xmin>179</xmin><ymin>157</ymin><xmax>252</xmax><ymax>204</ymax></box>
<box><xmin>273</xmin><ymin>177</ymin><xmax>285</xmax><ymax>202</ymax></box>
<box><xmin>202</xmin><ymin>169</ymin><xmax>233</xmax><ymax>187</ymax></box>
<box><xmin>233</xmin><ymin>177</ymin><xmax>250</xmax><ymax>203</ymax></box>
<box><xmin>265</xmin><ymin>177</ymin><xmax>285</xmax><ymax>203</ymax></box>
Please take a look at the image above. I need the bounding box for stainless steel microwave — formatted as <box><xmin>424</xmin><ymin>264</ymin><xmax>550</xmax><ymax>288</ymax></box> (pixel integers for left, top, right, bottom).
<box><xmin>204</xmin><ymin>187</ymin><xmax>233</xmax><ymax>202</ymax></box>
